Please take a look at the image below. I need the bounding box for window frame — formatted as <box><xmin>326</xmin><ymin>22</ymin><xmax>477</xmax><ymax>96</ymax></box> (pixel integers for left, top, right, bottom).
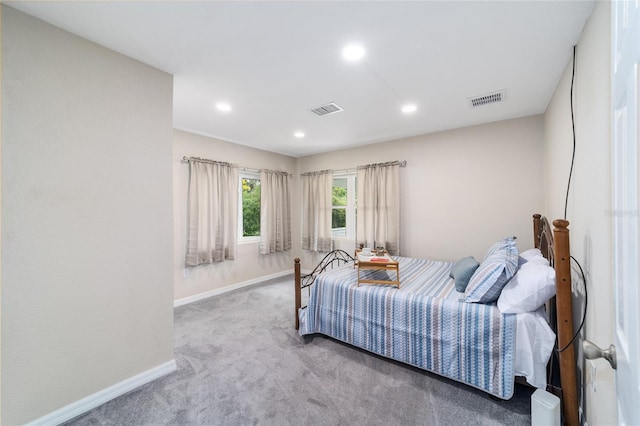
<box><xmin>332</xmin><ymin>173</ymin><xmax>356</xmax><ymax>240</ymax></box>
<box><xmin>238</xmin><ymin>171</ymin><xmax>261</xmax><ymax>243</ymax></box>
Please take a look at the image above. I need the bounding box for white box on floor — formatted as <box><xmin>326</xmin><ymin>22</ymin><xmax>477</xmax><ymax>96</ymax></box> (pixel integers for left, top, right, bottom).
<box><xmin>531</xmin><ymin>389</ymin><xmax>561</xmax><ymax>426</ymax></box>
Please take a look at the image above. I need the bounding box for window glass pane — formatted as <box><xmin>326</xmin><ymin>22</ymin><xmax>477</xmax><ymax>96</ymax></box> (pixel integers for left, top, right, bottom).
<box><xmin>332</xmin><ymin>208</ymin><xmax>346</xmax><ymax>227</ymax></box>
<box><xmin>332</xmin><ymin>178</ymin><xmax>347</xmax><ymax>207</ymax></box>
<box><xmin>242</xmin><ymin>178</ymin><xmax>260</xmax><ymax>237</ymax></box>
<box><xmin>331</xmin><ymin>175</ymin><xmax>355</xmax><ymax>238</ymax></box>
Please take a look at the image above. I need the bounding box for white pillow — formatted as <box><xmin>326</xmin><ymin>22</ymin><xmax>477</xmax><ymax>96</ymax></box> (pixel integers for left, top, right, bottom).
<box><xmin>519</xmin><ymin>248</ymin><xmax>550</xmax><ymax>266</ymax></box>
<box><xmin>497</xmin><ymin>262</ymin><xmax>556</xmax><ymax>313</ymax></box>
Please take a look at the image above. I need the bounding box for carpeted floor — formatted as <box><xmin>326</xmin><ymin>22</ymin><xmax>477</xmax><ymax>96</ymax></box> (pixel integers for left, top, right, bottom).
<box><xmin>65</xmin><ymin>276</ymin><xmax>534</xmax><ymax>425</ymax></box>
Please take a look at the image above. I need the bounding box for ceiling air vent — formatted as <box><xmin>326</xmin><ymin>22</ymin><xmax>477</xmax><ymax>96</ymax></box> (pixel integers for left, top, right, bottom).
<box><xmin>309</xmin><ymin>102</ymin><xmax>344</xmax><ymax>116</ymax></box>
<box><xmin>468</xmin><ymin>90</ymin><xmax>506</xmax><ymax>108</ymax></box>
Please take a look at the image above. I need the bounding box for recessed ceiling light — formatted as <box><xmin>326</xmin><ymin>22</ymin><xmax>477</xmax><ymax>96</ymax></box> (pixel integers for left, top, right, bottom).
<box><xmin>216</xmin><ymin>102</ymin><xmax>232</xmax><ymax>112</ymax></box>
<box><xmin>401</xmin><ymin>104</ymin><xmax>417</xmax><ymax>114</ymax></box>
<box><xmin>342</xmin><ymin>43</ymin><xmax>365</xmax><ymax>62</ymax></box>
<box><xmin>294</xmin><ymin>131</ymin><xmax>305</xmax><ymax>138</ymax></box>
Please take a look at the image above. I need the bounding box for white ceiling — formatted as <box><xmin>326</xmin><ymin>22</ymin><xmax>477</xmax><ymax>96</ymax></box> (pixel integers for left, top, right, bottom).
<box><xmin>7</xmin><ymin>1</ymin><xmax>596</xmax><ymax>157</ymax></box>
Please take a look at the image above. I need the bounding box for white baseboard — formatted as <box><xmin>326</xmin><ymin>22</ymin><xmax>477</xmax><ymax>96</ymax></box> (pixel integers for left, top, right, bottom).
<box><xmin>174</xmin><ymin>270</ymin><xmax>292</xmax><ymax>307</ymax></box>
<box><xmin>27</xmin><ymin>359</ymin><xmax>177</xmax><ymax>426</ymax></box>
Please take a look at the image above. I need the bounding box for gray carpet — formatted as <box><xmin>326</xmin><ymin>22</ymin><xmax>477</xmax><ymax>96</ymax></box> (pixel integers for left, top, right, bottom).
<box><xmin>65</xmin><ymin>276</ymin><xmax>534</xmax><ymax>425</ymax></box>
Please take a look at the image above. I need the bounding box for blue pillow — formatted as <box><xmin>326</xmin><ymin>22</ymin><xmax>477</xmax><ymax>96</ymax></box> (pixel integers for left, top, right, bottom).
<box><xmin>465</xmin><ymin>237</ymin><xmax>519</xmax><ymax>303</ymax></box>
<box><xmin>450</xmin><ymin>256</ymin><xmax>480</xmax><ymax>292</ymax></box>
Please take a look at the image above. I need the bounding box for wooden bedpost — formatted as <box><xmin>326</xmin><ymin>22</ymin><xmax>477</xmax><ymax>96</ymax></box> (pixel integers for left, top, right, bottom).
<box><xmin>552</xmin><ymin>219</ymin><xmax>579</xmax><ymax>426</ymax></box>
<box><xmin>533</xmin><ymin>214</ymin><xmax>542</xmax><ymax>249</ymax></box>
<box><xmin>294</xmin><ymin>258</ymin><xmax>301</xmax><ymax>330</ymax></box>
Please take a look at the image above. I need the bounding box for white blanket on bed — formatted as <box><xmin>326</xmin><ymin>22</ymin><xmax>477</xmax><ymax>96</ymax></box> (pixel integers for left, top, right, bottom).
<box><xmin>514</xmin><ymin>307</ymin><xmax>556</xmax><ymax>389</ymax></box>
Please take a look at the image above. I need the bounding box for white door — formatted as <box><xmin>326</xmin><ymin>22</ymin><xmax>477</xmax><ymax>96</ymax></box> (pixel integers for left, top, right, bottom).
<box><xmin>612</xmin><ymin>1</ymin><xmax>640</xmax><ymax>425</ymax></box>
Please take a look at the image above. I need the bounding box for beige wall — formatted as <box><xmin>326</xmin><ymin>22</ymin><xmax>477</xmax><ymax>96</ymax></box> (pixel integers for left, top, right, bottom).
<box><xmin>295</xmin><ymin>116</ymin><xmax>545</xmax><ymax>269</ymax></box>
<box><xmin>173</xmin><ymin>130</ymin><xmax>297</xmax><ymax>302</ymax></box>
<box><xmin>1</xmin><ymin>7</ymin><xmax>174</xmax><ymax>425</ymax></box>
<box><xmin>543</xmin><ymin>1</ymin><xmax>615</xmax><ymax>424</ymax></box>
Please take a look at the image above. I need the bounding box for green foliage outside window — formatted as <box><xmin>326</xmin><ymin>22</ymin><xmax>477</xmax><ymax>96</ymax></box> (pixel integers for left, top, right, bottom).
<box><xmin>332</xmin><ymin>209</ymin><xmax>346</xmax><ymax>229</ymax></box>
<box><xmin>332</xmin><ymin>185</ymin><xmax>347</xmax><ymax>229</ymax></box>
<box><xmin>242</xmin><ymin>178</ymin><xmax>261</xmax><ymax>237</ymax></box>
<box><xmin>332</xmin><ymin>185</ymin><xmax>347</xmax><ymax>206</ymax></box>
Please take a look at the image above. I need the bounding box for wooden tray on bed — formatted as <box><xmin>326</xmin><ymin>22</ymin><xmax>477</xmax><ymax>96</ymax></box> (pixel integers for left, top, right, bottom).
<box><xmin>356</xmin><ymin>253</ymin><xmax>400</xmax><ymax>288</ymax></box>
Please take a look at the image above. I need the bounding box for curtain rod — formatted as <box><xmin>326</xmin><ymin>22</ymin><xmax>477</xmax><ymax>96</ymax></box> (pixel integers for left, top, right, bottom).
<box><xmin>357</xmin><ymin>160</ymin><xmax>407</xmax><ymax>170</ymax></box>
<box><xmin>182</xmin><ymin>156</ymin><xmax>237</xmax><ymax>167</ymax></box>
<box><xmin>181</xmin><ymin>156</ymin><xmax>292</xmax><ymax>177</ymax></box>
<box><xmin>301</xmin><ymin>160</ymin><xmax>407</xmax><ymax>177</ymax></box>
<box><xmin>300</xmin><ymin>169</ymin><xmax>333</xmax><ymax>177</ymax></box>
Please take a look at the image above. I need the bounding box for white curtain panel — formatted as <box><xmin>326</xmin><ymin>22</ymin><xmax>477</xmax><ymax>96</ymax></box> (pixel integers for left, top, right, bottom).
<box><xmin>259</xmin><ymin>170</ymin><xmax>292</xmax><ymax>254</ymax></box>
<box><xmin>302</xmin><ymin>170</ymin><xmax>333</xmax><ymax>252</ymax></box>
<box><xmin>356</xmin><ymin>162</ymin><xmax>400</xmax><ymax>255</ymax></box>
<box><xmin>186</xmin><ymin>160</ymin><xmax>238</xmax><ymax>266</ymax></box>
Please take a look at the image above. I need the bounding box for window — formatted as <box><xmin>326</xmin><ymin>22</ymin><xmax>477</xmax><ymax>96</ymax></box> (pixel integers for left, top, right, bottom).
<box><xmin>332</xmin><ymin>174</ymin><xmax>356</xmax><ymax>239</ymax></box>
<box><xmin>332</xmin><ymin>178</ymin><xmax>347</xmax><ymax>236</ymax></box>
<box><xmin>239</xmin><ymin>172</ymin><xmax>261</xmax><ymax>241</ymax></box>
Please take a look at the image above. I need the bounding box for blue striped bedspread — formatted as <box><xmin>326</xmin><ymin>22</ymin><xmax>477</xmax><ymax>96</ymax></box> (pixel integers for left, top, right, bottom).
<box><xmin>298</xmin><ymin>256</ymin><xmax>517</xmax><ymax>399</ymax></box>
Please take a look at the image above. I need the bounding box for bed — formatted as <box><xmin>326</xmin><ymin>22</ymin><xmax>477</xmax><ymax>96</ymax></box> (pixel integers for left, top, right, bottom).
<box><xmin>294</xmin><ymin>214</ymin><xmax>579</xmax><ymax>424</ymax></box>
